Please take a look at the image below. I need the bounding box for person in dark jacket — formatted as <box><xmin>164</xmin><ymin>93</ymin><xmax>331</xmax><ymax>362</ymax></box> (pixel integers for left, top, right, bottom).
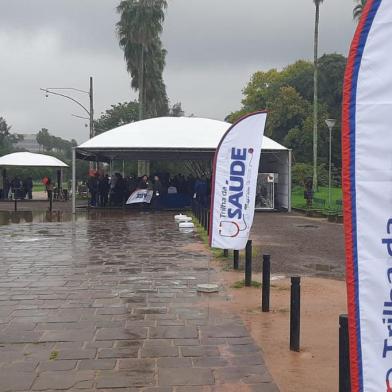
<box><xmin>152</xmin><ymin>175</ymin><xmax>163</xmax><ymax>210</ymax></box>
<box><xmin>23</xmin><ymin>177</ymin><xmax>33</xmax><ymax>200</ymax></box>
<box><xmin>98</xmin><ymin>174</ymin><xmax>110</xmax><ymax>207</ymax></box>
<box><xmin>137</xmin><ymin>175</ymin><xmax>150</xmax><ymax>190</ymax></box>
<box><xmin>87</xmin><ymin>174</ymin><xmax>99</xmax><ymax>207</ymax></box>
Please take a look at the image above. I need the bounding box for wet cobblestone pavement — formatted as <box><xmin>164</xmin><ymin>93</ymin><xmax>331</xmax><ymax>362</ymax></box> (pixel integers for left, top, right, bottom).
<box><xmin>0</xmin><ymin>211</ymin><xmax>278</xmax><ymax>392</ymax></box>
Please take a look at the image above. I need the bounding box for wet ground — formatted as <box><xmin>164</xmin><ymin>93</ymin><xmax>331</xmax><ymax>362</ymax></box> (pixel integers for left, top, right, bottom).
<box><xmin>251</xmin><ymin>212</ymin><xmax>345</xmax><ymax>279</ymax></box>
<box><xmin>0</xmin><ymin>210</ymin><xmax>278</xmax><ymax>392</ymax></box>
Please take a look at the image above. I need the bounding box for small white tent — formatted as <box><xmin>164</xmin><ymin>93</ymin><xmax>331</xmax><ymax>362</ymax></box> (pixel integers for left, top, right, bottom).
<box><xmin>0</xmin><ymin>152</ymin><xmax>68</xmax><ymax>167</ymax></box>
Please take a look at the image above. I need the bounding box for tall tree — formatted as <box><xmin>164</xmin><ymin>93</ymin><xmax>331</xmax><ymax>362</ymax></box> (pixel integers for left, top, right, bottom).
<box><xmin>353</xmin><ymin>0</ymin><xmax>366</xmax><ymax>21</ymax></box>
<box><xmin>116</xmin><ymin>0</ymin><xmax>168</xmax><ymax>120</ymax></box>
<box><xmin>0</xmin><ymin>117</ymin><xmax>11</xmax><ymax>148</ymax></box>
<box><xmin>313</xmin><ymin>0</ymin><xmax>324</xmax><ymax>191</ymax></box>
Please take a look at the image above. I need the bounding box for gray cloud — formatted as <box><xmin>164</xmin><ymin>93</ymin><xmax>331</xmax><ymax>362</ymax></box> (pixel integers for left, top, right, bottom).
<box><xmin>0</xmin><ymin>0</ymin><xmax>356</xmax><ymax>143</ymax></box>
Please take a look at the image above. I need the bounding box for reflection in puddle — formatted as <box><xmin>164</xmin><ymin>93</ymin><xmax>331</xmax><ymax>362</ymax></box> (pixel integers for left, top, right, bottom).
<box><xmin>0</xmin><ymin>209</ymin><xmax>154</xmax><ymax>226</ymax></box>
<box><xmin>0</xmin><ymin>210</ymin><xmax>87</xmax><ymax>226</ymax></box>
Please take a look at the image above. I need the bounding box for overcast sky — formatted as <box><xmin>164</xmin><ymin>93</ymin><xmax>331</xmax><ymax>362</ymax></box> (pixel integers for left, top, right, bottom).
<box><xmin>0</xmin><ymin>0</ymin><xmax>356</xmax><ymax>143</ymax></box>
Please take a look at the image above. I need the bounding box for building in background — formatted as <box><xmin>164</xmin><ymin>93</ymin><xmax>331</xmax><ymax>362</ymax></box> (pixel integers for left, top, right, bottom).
<box><xmin>13</xmin><ymin>134</ymin><xmax>41</xmax><ymax>153</ymax></box>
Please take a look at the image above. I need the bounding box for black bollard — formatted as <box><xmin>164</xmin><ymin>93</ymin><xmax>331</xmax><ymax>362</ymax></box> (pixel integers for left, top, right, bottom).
<box><xmin>233</xmin><ymin>250</ymin><xmax>239</xmax><ymax>270</ymax></box>
<box><xmin>14</xmin><ymin>198</ymin><xmax>17</xmax><ymax>212</ymax></box>
<box><xmin>262</xmin><ymin>254</ymin><xmax>271</xmax><ymax>312</ymax></box>
<box><xmin>207</xmin><ymin>211</ymin><xmax>210</xmax><ymax>235</ymax></box>
<box><xmin>339</xmin><ymin>314</ymin><xmax>351</xmax><ymax>392</ymax></box>
<box><xmin>49</xmin><ymin>194</ymin><xmax>53</xmax><ymax>212</ymax></box>
<box><xmin>290</xmin><ymin>276</ymin><xmax>301</xmax><ymax>352</ymax></box>
<box><xmin>245</xmin><ymin>240</ymin><xmax>252</xmax><ymax>287</ymax></box>
<box><xmin>204</xmin><ymin>209</ymin><xmax>208</xmax><ymax>231</ymax></box>
<box><xmin>223</xmin><ymin>249</ymin><xmax>229</xmax><ymax>257</ymax></box>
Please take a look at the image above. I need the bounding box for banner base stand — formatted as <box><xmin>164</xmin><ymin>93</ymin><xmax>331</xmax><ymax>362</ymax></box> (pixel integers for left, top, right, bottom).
<box><xmin>197</xmin><ymin>283</ymin><xmax>219</xmax><ymax>293</ymax></box>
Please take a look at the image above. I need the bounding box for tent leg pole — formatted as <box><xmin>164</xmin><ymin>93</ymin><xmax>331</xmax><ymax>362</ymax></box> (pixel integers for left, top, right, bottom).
<box><xmin>72</xmin><ymin>148</ymin><xmax>76</xmax><ymax>214</ymax></box>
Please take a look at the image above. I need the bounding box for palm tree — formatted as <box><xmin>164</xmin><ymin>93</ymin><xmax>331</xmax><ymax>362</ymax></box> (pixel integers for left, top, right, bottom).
<box><xmin>353</xmin><ymin>0</ymin><xmax>366</xmax><ymax>21</ymax></box>
<box><xmin>116</xmin><ymin>0</ymin><xmax>168</xmax><ymax>120</ymax></box>
<box><xmin>312</xmin><ymin>0</ymin><xmax>324</xmax><ymax>192</ymax></box>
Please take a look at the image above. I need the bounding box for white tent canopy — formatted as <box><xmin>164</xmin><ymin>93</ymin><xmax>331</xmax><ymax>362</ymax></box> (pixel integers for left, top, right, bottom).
<box><xmin>0</xmin><ymin>152</ymin><xmax>68</xmax><ymax>167</ymax></box>
<box><xmin>72</xmin><ymin>116</ymin><xmax>291</xmax><ymax>212</ymax></box>
<box><xmin>76</xmin><ymin>117</ymin><xmax>287</xmax><ymax>161</ymax></box>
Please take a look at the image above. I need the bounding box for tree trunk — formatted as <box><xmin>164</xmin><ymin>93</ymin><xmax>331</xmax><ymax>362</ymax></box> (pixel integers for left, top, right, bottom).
<box><xmin>313</xmin><ymin>3</ymin><xmax>320</xmax><ymax>192</ymax></box>
<box><xmin>138</xmin><ymin>44</ymin><xmax>147</xmax><ymax>177</ymax></box>
<box><xmin>138</xmin><ymin>44</ymin><xmax>144</xmax><ymax>121</ymax></box>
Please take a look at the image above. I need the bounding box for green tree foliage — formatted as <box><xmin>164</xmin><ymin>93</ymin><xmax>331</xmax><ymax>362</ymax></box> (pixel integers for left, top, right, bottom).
<box><xmin>36</xmin><ymin>128</ymin><xmax>76</xmax><ymax>159</ymax></box>
<box><xmin>94</xmin><ymin>101</ymin><xmax>139</xmax><ymax>135</ymax></box>
<box><xmin>318</xmin><ymin>54</ymin><xmax>346</xmax><ymax>117</ymax></box>
<box><xmin>0</xmin><ymin>117</ymin><xmax>11</xmax><ymax>146</ymax></box>
<box><xmin>117</xmin><ymin>0</ymin><xmax>169</xmax><ymax>118</ymax></box>
<box><xmin>353</xmin><ymin>0</ymin><xmax>366</xmax><ymax>21</ymax></box>
<box><xmin>226</xmin><ymin>54</ymin><xmax>346</xmax><ymax>178</ymax></box>
<box><xmin>168</xmin><ymin>102</ymin><xmax>184</xmax><ymax>117</ymax></box>
<box><xmin>94</xmin><ymin>101</ymin><xmax>185</xmax><ymax>136</ymax></box>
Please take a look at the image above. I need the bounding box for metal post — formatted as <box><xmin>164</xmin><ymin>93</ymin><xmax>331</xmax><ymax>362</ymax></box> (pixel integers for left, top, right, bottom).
<box><xmin>329</xmin><ymin>127</ymin><xmax>332</xmax><ymax>207</ymax></box>
<box><xmin>339</xmin><ymin>314</ymin><xmax>351</xmax><ymax>392</ymax></box>
<box><xmin>207</xmin><ymin>210</ymin><xmax>210</xmax><ymax>235</ymax></box>
<box><xmin>14</xmin><ymin>198</ymin><xmax>17</xmax><ymax>212</ymax></box>
<box><xmin>290</xmin><ymin>276</ymin><xmax>301</xmax><ymax>352</ymax></box>
<box><xmin>2</xmin><ymin>168</ymin><xmax>6</xmax><ymax>200</ymax></box>
<box><xmin>262</xmin><ymin>254</ymin><xmax>271</xmax><ymax>312</ymax></box>
<box><xmin>233</xmin><ymin>250</ymin><xmax>239</xmax><ymax>270</ymax></box>
<box><xmin>288</xmin><ymin>150</ymin><xmax>292</xmax><ymax>212</ymax></box>
<box><xmin>49</xmin><ymin>193</ymin><xmax>53</xmax><ymax>212</ymax></box>
<box><xmin>89</xmin><ymin>76</ymin><xmax>94</xmax><ymax>138</ymax></box>
<box><xmin>72</xmin><ymin>148</ymin><xmax>76</xmax><ymax>214</ymax></box>
<box><xmin>57</xmin><ymin>169</ymin><xmax>61</xmax><ymax>198</ymax></box>
<box><xmin>245</xmin><ymin>240</ymin><xmax>252</xmax><ymax>287</ymax></box>
<box><xmin>204</xmin><ymin>209</ymin><xmax>208</xmax><ymax>231</ymax></box>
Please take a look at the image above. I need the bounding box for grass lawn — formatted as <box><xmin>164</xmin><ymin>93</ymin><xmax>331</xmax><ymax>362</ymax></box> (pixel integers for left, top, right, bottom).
<box><xmin>292</xmin><ymin>186</ymin><xmax>342</xmax><ymax>210</ymax></box>
<box><xmin>33</xmin><ymin>183</ymin><xmax>45</xmax><ymax>192</ymax></box>
<box><xmin>32</xmin><ymin>183</ymin><xmax>69</xmax><ymax>192</ymax></box>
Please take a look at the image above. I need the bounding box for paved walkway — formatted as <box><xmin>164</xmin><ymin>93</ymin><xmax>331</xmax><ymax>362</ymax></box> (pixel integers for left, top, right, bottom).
<box><xmin>0</xmin><ymin>211</ymin><xmax>278</xmax><ymax>392</ymax></box>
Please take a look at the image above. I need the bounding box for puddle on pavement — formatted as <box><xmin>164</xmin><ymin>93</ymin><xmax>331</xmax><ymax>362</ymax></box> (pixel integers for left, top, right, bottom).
<box><xmin>0</xmin><ymin>209</ymin><xmax>149</xmax><ymax>226</ymax></box>
<box><xmin>0</xmin><ymin>210</ymin><xmax>87</xmax><ymax>226</ymax></box>
<box><xmin>295</xmin><ymin>224</ymin><xmax>320</xmax><ymax>229</ymax></box>
<box><xmin>304</xmin><ymin>263</ymin><xmax>336</xmax><ymax>272</ymax></box>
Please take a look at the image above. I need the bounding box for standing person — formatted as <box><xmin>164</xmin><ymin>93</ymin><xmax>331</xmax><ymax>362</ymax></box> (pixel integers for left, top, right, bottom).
<box><xmin>11</xmin><ymin>177</ymin><xmax>22</xmax><ymax>199</ymax></box>
<box><xmin>152</xmin><ymin>175</ymin><xmax>163</xmax><ymax>210</ymax></box>
<box><xmin>87</xmin><ymin>173</ymin><xmax>99</xmax><ymax>207</ymax></box>
<box><xmin>304</xmin><ymin>177</ymin><xmax>313</xmax><ymax>208</ymax></box>
<box><xmin>113</xmin><ymin>173</ymin><xmax>126</xmax><ymax>206</ymax></box>
<box><xmin>23</xmin><ymin>176</ymin><xmax>33</xmax><ymax>200</ymax></box>
<box><xmin>137</xmin><ymin>175</ymin><xmax>149</xmax><ymax>190</ymax></box>
<box><xmin>98</xmin><ymin>174</ymin><xmax>110</xmax><ymax>207</ymax></box>
<box><xmin>45</xmin><ymin>177</ymin><xmax>54</xmax><ymax>201</ymax></box>
<box><xmin>4</xmin><ymin>176</ymin><xmax>10</xmax><ymax>199</ymax></box>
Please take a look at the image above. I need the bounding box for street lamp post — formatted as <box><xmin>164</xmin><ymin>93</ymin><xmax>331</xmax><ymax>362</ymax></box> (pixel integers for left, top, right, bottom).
<box><xmin>40</xmin><ymin>76</ymin><xmax>94</xmax><ymax>139</ymax></box>
<box><xmin>325</xmin><ymin>118</ymin><xmax>336</xmax><ymax>207</ymax></box>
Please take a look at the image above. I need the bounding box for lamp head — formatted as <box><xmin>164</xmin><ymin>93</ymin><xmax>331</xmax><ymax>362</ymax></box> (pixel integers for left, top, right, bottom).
<box><xmin>325</xmin><ymin>119</ymin><xmax>336</xmax><ymax>130</ymax></box>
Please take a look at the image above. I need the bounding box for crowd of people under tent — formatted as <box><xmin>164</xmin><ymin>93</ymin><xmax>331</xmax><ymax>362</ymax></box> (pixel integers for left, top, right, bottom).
<box><xmin>0</xmin><ymin>175</ymin><xmax>35</xmax><ymax>200</ymax></box>
<box><xmin>85</xmin><ymin>171</ymin><xmax>211</xmax><ymax>209</ymax></box>
<box><xmin>0</xmin><ymin>174</ymin><xmax>65</xmax><ymax>201</ymax></box>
